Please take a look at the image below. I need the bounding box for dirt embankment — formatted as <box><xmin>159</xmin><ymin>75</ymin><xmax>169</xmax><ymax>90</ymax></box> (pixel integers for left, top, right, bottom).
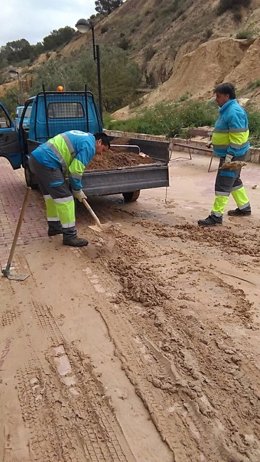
<box><xmin>112</xmin><ymin>36</ymin><xmax>260</xmax><ymax>120</ymax></box>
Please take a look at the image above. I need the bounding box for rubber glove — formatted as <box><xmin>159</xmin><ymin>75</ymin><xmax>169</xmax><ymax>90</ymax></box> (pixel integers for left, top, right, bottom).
<box><xmin>72</xmin><ymin>189</ymin><xmax>87</xmax><ymax>202</ymax></box>
<box><xmin>225</xmin><ymin>154</ymin><xmax>233</xmax><ymax>163</ymax></box>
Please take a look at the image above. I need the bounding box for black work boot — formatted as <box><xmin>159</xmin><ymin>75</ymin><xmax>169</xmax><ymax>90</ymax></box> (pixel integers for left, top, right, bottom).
<box><xmin>228</xmin><ymin>207</ymin><xmax>251</xmax><ymax>216</ymax></box>
<box><xmin>48</xmin><ymin>221</ymin><xmax>63</xmax><ymax>236</ymax></box>
<box><xmin>62</xmin><ymin>227</ymin><xmax>88</xmax><ymax>247</ymax></box>
<box><xmin>198</xmin><ymin>215</ymin><xmax>222</xmax><ymax>227</ymax></box>
<box><xmin>63</xmin><ymin>236</ymin><xmax>88</xmax><ymax>247</ymax></box>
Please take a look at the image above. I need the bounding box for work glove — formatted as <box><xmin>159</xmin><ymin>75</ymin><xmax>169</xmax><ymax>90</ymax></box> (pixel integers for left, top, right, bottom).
<box><xmin>225</xmin><ymin>154</ymin><xmax>233</xmax><ymax>163</ymax></box>
<box><xmin>72</xmin><ymin>189</ymin><xmax>87</xmax><ymax>202</ymax></box>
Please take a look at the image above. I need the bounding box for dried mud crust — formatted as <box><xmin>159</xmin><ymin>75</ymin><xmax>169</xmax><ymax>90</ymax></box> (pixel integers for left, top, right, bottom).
<box><xmin>95</xmin><ymin>226</ymin><xmax>260</xmax><ymax>462</ymax></box>
<box><xmin>86</xmin><ymin>149</ymin><xmax>156</xmax><ymax>171</ymax></box>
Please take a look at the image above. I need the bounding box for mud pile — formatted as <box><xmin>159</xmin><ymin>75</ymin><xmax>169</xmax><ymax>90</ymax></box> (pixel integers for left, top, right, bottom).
<box><xmin>87</xmin><ymin>148</ymin><xmax>155</xmax><ymax>171</ymax></box>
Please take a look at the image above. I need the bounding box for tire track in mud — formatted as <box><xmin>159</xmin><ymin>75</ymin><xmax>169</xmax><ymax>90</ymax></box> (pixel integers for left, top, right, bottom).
<box><xmin>12</xmin><ymin>299</ymin><xmax>136</xmax><ymax>462</ymax></box>
<box><xmin>93</xmin><ymin>225</ymin><xmax>260</xmax><ymax>462</ymax></box>
<box><xmin>1</xmin><ymin>308</ymin><xmax>21</xmax><ymax>327</ymax></box>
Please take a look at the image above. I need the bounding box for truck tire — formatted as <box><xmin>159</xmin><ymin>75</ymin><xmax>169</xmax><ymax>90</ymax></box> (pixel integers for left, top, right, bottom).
<box><xmin>123</xmin><ymin>190</ymin><xmax>140</xmax><ymax>203</ymax></box>
<box><xmin>24</xmin><ymin>166</ymin><xmax>38</xmax><ymax>190</ymax></box>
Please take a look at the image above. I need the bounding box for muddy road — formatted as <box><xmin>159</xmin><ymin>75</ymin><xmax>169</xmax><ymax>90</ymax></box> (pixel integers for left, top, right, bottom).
<box><xmin>0</xmin><ymin>155</ymin><xmax>260</xmax><ymax>461</ymax></box>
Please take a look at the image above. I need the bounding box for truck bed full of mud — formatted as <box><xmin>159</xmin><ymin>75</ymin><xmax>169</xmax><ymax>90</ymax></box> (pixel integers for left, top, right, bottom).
<box><xmin>86</xmin><ymin>149</ymin><xmax>156</xmax><ymax>171</ymax></box>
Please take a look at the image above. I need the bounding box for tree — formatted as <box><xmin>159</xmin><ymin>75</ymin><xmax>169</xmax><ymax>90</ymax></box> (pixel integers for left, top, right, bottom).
<box><xmin>4</xmin><ymin>39</ymin><xmax>32</xmax><ymax>62</ymax></box>
<box><xmin>95</xmin><ymin>0</ymin><xmax>123</xmax><ymax>15</ymax></box>
<box><xmin>43</xmin><ymin>27</ymin><xmax>75</xmax><ymax>51</ymax></box>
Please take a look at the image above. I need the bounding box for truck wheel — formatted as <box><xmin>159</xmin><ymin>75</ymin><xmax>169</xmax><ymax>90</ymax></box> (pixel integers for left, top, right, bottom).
<box><xmin>24</xmin><ymin>166</ymin><xmax>38</xmax><ymax>190</ymax></box>
<box><xmin>123</xmin><ymin>190</ymin><xmax>140</xmax><ymax>203</ymax></box>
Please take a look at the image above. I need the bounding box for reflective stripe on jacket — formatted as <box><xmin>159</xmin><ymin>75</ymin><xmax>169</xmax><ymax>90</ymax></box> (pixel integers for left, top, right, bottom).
<box><xmin>211</xmin><ymin>99</ymin><xmax>250</xmax><ymax>158</ymax></box>
<box><xmin>31</xmin><ymin>130</ymin><xmax>96</xmax><ymax>190</ymax></box>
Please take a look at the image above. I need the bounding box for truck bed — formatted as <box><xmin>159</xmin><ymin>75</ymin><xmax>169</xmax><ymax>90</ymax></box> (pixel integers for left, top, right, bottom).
<box><xmin>27</xmin><ymin>135</ymin><xmax>170</xmax><ymax>196</ymax></box>
<box><xmin>83</xmin><ymin>161</ymin><xmax>168</xmax><ymax>195</ymax></box>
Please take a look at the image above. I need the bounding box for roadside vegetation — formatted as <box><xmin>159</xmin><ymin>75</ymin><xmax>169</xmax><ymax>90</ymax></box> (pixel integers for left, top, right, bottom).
<box><xmin>106</xmin><ymin>100</ymin><xmax>216</xmax><ymax>136</ymax></box>
<box><xmin>105</xmin><ymin>100</ymin><xmax>260</xmax><ymax>146</ymax></box>
<box><xmin>1</xmin><ymin>45</ymin><xmax>141</xmax><ymax>115</ymax></box>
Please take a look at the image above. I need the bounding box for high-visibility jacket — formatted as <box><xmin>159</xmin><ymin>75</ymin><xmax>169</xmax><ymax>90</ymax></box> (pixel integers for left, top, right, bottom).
<box><xmin>211</xmin><ymin>99</ymin><xmax>250</xmax><ymax>158</ymax></box>
<box><xmin>31</xmin><ymin>130</ymin><xmax>96</xmax><ymax>190</ymax></box>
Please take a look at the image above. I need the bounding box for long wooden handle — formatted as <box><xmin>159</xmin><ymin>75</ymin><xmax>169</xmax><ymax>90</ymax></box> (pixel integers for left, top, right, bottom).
<box><xmin>5</xmin><ymin>187</ymin><xmax>30</xmax><ymax>274</ymax></box>
<box><xmin>82</xmin><ymin>198</ymin><xmax>102</xmax><ymax>228</ymax></box>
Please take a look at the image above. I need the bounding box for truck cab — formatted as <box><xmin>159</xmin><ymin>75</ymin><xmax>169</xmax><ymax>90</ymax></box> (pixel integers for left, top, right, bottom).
<box><xmin>0</xmin><ymin>89</ymin><xmax>102</xmax><ymax>186</ymax></box>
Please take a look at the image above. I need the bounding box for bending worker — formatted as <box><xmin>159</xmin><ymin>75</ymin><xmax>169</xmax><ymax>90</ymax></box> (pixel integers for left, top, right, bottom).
<box><xmin>29</xmin><ymin>130</ymin><xmax>110</xmax><ymax>246</ymax></box>
<box><xmin>198</xmin><ymin>82</ymin><xmax>251</xmax><ymax>227</ymax></box>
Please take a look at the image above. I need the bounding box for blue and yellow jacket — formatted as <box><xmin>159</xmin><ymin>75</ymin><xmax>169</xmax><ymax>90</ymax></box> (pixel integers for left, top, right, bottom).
<box><xmin>211</xmin><ymin>99</ymin><xmax>250</xmax><ymax>158</ymax></box>
<box><xmin>31</xmin><ymin>130</ymin><xmax>96</xmax><ymax>190</ymax></box>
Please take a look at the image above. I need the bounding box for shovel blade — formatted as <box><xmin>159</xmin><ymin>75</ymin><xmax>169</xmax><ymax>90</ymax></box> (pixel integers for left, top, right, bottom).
<box><xmin>2</xmin><ymin>268</ymin><xmax>30</xmax><ymax>281</ymax></box>
<box><xmin>88</xmin><ymin>224</ymin><xmax>103</xmax><ymax>233</ymax></box>
<box><xmin>88</xmin><ymin>221</ymin><xmax>114</xmax><ymax>233</ymax></box>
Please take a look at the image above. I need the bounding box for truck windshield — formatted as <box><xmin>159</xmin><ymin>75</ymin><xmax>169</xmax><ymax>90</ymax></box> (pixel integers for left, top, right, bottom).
<box><xmin>25</xmin><ymin>106</ymin><xmax>32</xmax><ymax>118</ymax></box>
<box><xmin>16</xmin><ymin>106</ymin><xmax>24</xmax><ymax>118</ymax></box>
<box><xmin>16</xmin><ymin>106</ymin><xmax>32</xmax><ymax>118</ymax></box>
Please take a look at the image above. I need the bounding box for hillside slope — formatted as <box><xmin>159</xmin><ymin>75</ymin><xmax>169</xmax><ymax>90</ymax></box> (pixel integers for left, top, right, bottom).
<box><xmin>64</xmin><ymin>0</ymin><xmax>259</xmax><ymax>86</ymax></box>
<box><xmin>113</xmin><ymin>35</ymin><xmax>260</xmax><ymax>119</ymax></box>
<box><xmin>1</xmin><ymin>0</ymin><xmax>260</xmax><ymax>113</ymax></box>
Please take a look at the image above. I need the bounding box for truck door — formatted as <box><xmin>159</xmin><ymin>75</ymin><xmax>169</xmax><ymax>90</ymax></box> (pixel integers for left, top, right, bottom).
<box><xmin>0</xmin><ymin>103</ymin><xmax>22</xmax><ymax>169</ymax></box>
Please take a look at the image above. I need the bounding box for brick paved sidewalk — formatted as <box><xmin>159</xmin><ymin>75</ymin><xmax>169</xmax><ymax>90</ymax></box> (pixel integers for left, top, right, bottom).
<box><xmin>0</xmin><ymin>159</ymin><xmax>98</xmax><ymax>264</ymax></box>
<box><xmin>0</xmin><ymin>159</ymin><xmax>46</xmax><ymax>255</ymax></box>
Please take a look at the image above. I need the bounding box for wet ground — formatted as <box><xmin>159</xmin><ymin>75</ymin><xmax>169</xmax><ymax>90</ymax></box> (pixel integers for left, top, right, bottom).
<box><xmin>0</xmin><ymin>153</ymin><xmax>260</xmax><ymax>462</ymax></box>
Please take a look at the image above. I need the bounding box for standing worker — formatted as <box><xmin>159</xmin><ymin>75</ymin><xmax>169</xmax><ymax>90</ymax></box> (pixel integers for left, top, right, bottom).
<box><xmin>198</xmin><ymin>82</ymin><xmax>251</xmax><ymax>227</ymax></box>
<box><xmin>29</xmin><ymin>130</ymin><xmax>110</xmax><ymax>246</ymax></box>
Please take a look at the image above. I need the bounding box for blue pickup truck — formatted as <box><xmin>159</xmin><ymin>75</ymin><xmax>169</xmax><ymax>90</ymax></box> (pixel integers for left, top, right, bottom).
<box><xmin>0</xmin><ymin>88</ymin><xmax>169</xmax><ymax>201</ymax></box>
<box><xmin>15</xmin><ymin>105</ymin><xmax>32</xmax><ymax>130</ymax></box>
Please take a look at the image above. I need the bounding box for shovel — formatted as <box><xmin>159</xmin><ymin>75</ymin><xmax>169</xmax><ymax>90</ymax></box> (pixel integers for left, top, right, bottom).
<box><xmin>82</xmin><ymin>199</ymin><xmax>116</xmax><ymax>252</ymax></box>
<box><xmin>1</xmin><ymin>187</ymin><xmax>30</xmax><ymax>281</ymax></box>
<box><xmin>82</xmin><ymin>198</ymin><xmax>103</xmax><ymax>233</ymax></box>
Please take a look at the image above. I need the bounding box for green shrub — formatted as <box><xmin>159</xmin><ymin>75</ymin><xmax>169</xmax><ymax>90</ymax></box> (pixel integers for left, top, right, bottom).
<box><xmin>233</xmin><ymin>10</ymin><xmax>242</xmax><ymax>22</ymax></box>
<box><xmin>143</xmin><ymin>46</ymin><xmax>156</xmax><ymax>61</ymax></box>
<box><xmin>118</xmin><ymin>37</ymin><xmax>129</xmax><ymax>50</ymax></box>
<box><xmin>101</xmin><ymin>25</ymin><xmax>108</xmax><ymax>34</ymax></box>
<box><xmin>106</xmin><ymin>100</ymin><xmax>218</xmax><ymax>137</ymax></box>
<box><xmin>248</xmin><ymin>110</ymin><xmax>260</xmax><ymax>145</ymax></box>
<box><xmin>178</xmin><ymin>93</ymin><xmax>191</xmax><ymax>102</ymax></box>
<box><xmin>217</xmin><ymin>0</ymin><xmax>252</xmax><ymax>15</ymax></box>
<box><xmin>204</xmin><ymin>28</ymin><xmax>213</xmax><ymax>40</ymax></box>
<box><xmin>236</xmin><ymin>29</ymin><xmax>254</xmax><ymax>39</ymax></box>
<box><xmin>248</xmin><ymin>80</ymin><xmax>260</xmax><ymax>90</ymax></box>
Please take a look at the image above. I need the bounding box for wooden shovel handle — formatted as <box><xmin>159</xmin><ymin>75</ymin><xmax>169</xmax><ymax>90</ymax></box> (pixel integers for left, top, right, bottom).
<box><xmin>82</xmin><ymin>198</ymin><xmax>102</xmax><ymax>228</ymax></box>
<box><xmin>5</xmin><ymin>187</ymin><xmax>30</xmax><ymax>274</ymax></box>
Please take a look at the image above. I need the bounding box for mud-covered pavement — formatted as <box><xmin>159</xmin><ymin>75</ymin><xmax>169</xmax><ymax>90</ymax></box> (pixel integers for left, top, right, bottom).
<box><xmin>0</xmin><ymin>154</ymin><xmax>260</xmax><ymax>462</ymax></box>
